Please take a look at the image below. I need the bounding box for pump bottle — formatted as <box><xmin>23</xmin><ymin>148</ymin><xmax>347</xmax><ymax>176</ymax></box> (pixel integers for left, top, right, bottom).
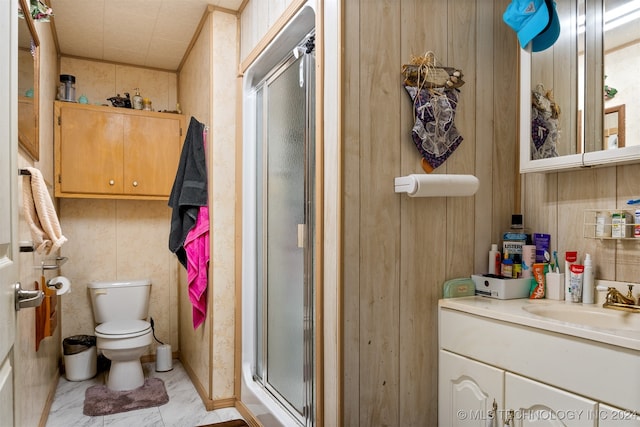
<box><xmin>582</xmin><ymin>253</ymin><xmax>595</xmax><ymax>304</ymax></box>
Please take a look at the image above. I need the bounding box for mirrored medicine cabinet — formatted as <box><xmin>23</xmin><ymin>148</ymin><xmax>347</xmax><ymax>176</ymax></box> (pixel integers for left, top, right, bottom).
<box><xmin>520</xmin><ymin>0</ymin><xmax>640</xmax><ymax>173</ymax></box>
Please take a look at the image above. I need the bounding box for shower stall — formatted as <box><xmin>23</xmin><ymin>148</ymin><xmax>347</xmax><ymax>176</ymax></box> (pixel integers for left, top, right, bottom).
<box><xmin>241</xmin><ymin>4</ymin><xmax>316</xmax><ymax>426</ymax></box>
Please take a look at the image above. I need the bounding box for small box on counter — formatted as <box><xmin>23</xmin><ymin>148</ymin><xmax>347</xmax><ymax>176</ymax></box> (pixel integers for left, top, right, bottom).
<box><xmin>472</xmin><ymin>274</ymin><xmax>532</xmax><ymax>300</ymax></box>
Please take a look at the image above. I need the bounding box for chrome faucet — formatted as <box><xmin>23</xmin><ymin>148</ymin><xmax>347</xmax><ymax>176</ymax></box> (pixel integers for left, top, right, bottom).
<box><xmin>603</xmin><ymin>284</ymin><xmax>640</xmax><ymax>312</ymax></box>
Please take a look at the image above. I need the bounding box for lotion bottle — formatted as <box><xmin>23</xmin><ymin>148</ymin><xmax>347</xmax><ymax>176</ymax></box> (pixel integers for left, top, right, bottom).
<box><xmin>582</xmin><ymin>253</ymin><xmax>595</xmax><ymax>304</ymax></box>
<box><xmin>488</xmin><ymin>243</ymin><xmax>501</xmax><ymax>275</ymax></box>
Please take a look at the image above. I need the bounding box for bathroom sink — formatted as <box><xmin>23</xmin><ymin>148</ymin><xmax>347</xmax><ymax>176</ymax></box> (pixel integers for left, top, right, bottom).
<box><xmin>523</xmin><ymin>303</ymin><xmax>640</xmax><ymax>331</ymax></box>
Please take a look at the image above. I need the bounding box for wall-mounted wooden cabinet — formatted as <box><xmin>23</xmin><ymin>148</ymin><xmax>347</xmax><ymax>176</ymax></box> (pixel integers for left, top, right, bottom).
<box><xmin>54</xmin><ymin>101</ymin><xmax>185</xmax><ymax>200</ymax></box>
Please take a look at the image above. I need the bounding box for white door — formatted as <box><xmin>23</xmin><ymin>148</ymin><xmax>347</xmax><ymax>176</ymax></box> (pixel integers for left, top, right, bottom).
<box><xmin>0</xmin><ymin>0</ymin><xmax>20</xmax><ymax>424</ymax></box>
<box><xmin>439</xmin><ymin>350</ymin><xmax>504</xmax><ymax>427</ymax></box>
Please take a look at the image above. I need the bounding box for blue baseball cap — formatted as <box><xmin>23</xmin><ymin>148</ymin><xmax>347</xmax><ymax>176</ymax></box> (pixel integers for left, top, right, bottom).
<box><xmin>503</xmin><ymin>0</ymin><xmax>560</xmax><ymax>52</ymax></box>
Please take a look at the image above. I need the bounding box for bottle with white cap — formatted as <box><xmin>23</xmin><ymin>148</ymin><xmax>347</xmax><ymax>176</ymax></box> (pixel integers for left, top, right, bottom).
<box><xmin>488</xmin><ymin>243</ymin><xmax>501</xmax><ymax>275</ymax></box>
<box><xmin>582</xmin><ymin>253</ymin><xmax>595</xmax><ymax>304</ymax></box>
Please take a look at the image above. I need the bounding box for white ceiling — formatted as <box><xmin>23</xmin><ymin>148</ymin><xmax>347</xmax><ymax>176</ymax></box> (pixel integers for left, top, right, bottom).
<box><xmin>50</xmin><ymin>0</ymin><xmax>243</xmax><ymax>71</ymax></box>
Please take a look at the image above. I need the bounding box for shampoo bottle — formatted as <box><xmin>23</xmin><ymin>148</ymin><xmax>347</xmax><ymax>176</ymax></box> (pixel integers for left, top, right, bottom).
<box><xmin>582</xmin><ymin>253</ymin><xmax>595</xmax><ymax>304</ymax></box>
<box><xmin>488</xmin><ymin>244</ymin><xmax>501</xmax><ymax>275</ymax></box>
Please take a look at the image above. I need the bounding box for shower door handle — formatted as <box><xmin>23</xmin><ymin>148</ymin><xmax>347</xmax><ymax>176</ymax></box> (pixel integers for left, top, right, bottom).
<box><xmin>297</xmin><ymin>224</ymin><xmax>305</xmax><ymax>248</ymax></box>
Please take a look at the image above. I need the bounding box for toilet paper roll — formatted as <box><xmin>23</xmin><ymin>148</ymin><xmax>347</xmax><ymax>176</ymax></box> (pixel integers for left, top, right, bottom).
<box><xmin>48</xmin><ymin>276</ymin><xmax>71</xmax><ymax>295</ymax></box>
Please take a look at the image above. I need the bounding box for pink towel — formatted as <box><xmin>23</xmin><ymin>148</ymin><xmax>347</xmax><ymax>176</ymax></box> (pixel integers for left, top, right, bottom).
<box><xmin>184</xmin><ymin>205</ymin><xmax>209</xmax><ymax>329</ymax></box>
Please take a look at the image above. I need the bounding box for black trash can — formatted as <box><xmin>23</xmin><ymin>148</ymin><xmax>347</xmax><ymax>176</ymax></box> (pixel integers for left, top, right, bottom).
<box><xmin>63</xmin><ymin>335</ymin><xmax>97</xmax><ymax>381</ymax></box>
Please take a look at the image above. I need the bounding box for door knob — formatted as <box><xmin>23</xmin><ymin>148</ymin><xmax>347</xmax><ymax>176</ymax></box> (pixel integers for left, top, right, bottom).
<box><xmin>109</xmin><ymin>179</ymin><xmax>115</xmax><ymax>186</ymax></box>
<box><xmin>132</xmin><ymin>181</ymin><xmax>138</xmax><ymax>187</ymax></box>
<box><xmin>14</xmin><ymin>282</ymin><xmax>44</xmax><ymax>311</ymax></box>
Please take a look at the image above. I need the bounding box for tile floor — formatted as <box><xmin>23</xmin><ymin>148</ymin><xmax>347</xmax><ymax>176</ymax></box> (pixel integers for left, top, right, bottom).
<box><xmin>45</xmin><ymin>359</ymin><xmax>244</xmax><ymax>427</ymax></box>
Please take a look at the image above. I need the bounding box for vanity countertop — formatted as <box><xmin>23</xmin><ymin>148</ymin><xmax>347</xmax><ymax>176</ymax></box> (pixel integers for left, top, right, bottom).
<box><xmin>439</xmin><ymin>296</ymin><xmax>640</xmax><ymax>351</ymax></box>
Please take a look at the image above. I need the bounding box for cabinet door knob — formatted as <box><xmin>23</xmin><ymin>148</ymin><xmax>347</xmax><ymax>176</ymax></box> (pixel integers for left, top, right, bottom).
<box><xmin>109</xmin><ymin>179</ymin><xmax>115</xmax><ymax>186</ymax></box>
<box><xmin>132</xmin><ymin>181</ymin><xmax>138</xmax><ymax>187</ymax></box>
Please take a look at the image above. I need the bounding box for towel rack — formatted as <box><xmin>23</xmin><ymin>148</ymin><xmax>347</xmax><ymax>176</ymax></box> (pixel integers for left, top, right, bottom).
<box><xmin>19</xmin><ymin>171</ymin><xmax>34</xmax><ymax>252</ymax></box>
<box><xmin>34</xmin><ymin>256</ymin><xmax>68</xmax><ymax>275</ymax></box>
<box><xmin>19</xmin><ymin>242</ymin><xmax>35</xmax><ymax>252</ymax></box>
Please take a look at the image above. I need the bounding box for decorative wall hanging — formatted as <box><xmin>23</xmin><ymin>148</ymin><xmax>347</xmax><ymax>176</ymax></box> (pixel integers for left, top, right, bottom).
<box><xmin>19</xmin><ymin>0</ymin><xmax>53</xmax><ymax>22</ymax></box>
<box><xmin>531</xmin><ymin>83</ymin><xmax>560</xmax><ymax>159</ymax></box>
<box><xmin>401</xmin><ymin>52</ymin><xmax>465</xmax><ymax>173</ymax></box>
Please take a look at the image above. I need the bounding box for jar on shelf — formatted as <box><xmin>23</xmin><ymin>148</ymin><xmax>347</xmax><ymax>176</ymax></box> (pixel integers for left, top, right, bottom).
<box><xmin>142</xmin><ymin>98</ymin><xmax>152</xmax><ymax>111</ymax></box>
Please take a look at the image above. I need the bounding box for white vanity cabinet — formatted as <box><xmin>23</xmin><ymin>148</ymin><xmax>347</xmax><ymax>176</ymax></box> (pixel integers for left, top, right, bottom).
<box><xmin>438</xmin><ymin>299</ymin><xmax>640</xmax><ymax>427</ymax></box>
<box><xmin>440</xmin><ymin>350</ymin><xmax>597</xmax><ymax>426</ymax></box>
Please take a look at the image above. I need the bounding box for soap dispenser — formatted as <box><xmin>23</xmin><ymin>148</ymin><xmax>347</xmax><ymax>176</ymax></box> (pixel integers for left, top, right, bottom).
<box><xmin>582</xmin><ymin>253</ymin><xmax>595</xmax><ymax>304</ymax></box>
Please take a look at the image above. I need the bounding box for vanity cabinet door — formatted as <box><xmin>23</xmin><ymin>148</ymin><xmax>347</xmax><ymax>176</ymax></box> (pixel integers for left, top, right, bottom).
<box><xmin>505</xmin><ymin>372</ymin><xmax>597</xmax><ymax>427</ymax></box>
<box><xmin>598</xmin><ymin>404</ymin><xmax>640</xmax><ymax>427</ymax></box>
<box><xmin>123</xmin><ymin>114</ymin><xmax>181</xmax><ymax>197</ymax></box>
<box><xmin>439</xmin><ymin>350</ymin><xmax>504</xmax><ymax>427</ymax></box>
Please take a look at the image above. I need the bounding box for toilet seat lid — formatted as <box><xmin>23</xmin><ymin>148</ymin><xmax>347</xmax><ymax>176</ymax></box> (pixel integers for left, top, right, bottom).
<box><xmin>95</xmin><ymin>320</ymin><xmax>151</xmax><ymax>337</ymax></box>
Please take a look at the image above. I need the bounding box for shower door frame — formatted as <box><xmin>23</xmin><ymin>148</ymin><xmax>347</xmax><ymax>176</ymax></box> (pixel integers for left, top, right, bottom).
<box><xmin>253</xmin><ymin>35</ymin><xmax>316</xmax><ymax>427</ymax></box>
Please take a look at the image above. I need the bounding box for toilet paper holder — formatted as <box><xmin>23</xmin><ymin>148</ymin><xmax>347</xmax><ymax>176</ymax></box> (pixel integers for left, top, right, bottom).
<box><xmin>45</xmin><ymin>276</ymin><xmax>71</xmax><ymax>295</ymax></box>
<box><xmin>47</xmin><ymin>278</ymin><xmax>64</xmax><ymax>290</ymax></box>
<box><xmin>394</xmin><ymin>174</ymin><xmax>479</xmax><ymax>197</ymax></box>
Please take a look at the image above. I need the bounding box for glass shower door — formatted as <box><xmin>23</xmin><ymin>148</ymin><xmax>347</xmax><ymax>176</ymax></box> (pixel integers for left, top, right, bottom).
<box><xmin>255</xmin><ymin>40</ymin><xmax>315</xmax><ymax>426</ymax></box>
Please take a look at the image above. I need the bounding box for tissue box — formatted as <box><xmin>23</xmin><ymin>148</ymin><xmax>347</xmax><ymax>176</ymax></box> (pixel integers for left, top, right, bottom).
<box><xmin>472</xmin><ymin>274</ymin><xmax>532</xmax><ymax>299</ymax></box>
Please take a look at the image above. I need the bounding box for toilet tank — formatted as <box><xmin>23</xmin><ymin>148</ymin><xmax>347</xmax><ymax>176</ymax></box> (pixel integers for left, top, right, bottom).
<box><xmin>88</xmin><ymin>279</ymin><xmax>151</xmax><ymax>324</ymax></box>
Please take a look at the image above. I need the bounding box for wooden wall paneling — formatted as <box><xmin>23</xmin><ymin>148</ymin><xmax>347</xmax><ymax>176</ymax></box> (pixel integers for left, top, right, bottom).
<box><xmin>357</xmin><ymin>0</ymin><xmax>402</xmax><ymax>425</ymax></box>
<box><xmin>474</xmin><ymin>0</ymin><xmax>497</xmax><ymax>275</ymax></box>
<box><xmin>341</xmin><ymin>0</ymin><xmax>361</xmax><ymax>424</ymax></box>
<box><xmin>318</xmin><ymin>0</ymin><xmax>342</xmax><ymax>423</ymax></box>
<box><xmin>398</xmin><ymin>0</ymin><xmax>449</xmax><ymax>425</ymax></box>
<box><xmin>493</xmin><ymin>0</ymin><xmax>519</xmax><ymax>238</ymax></box>
<box><xmin>557</xmin><ymin>168</ymin><xmax>616</xmax><ymax>280</ymax></box>
<box><xmin>446</xmin><ymin>1</ymin><xmax>477</xmax><ymax>280</ymax></box>
<box><xmin>614</xmin><ymin>165</ymin><xmax>640</xmax><ymax>282</ymax></box>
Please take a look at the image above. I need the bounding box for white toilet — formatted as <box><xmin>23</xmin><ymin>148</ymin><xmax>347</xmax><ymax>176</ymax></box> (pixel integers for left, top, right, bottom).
<box><xmin>88</xmin><ymin>279</ymin><xmax>153</xmax><ymax>391</ymax></box>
